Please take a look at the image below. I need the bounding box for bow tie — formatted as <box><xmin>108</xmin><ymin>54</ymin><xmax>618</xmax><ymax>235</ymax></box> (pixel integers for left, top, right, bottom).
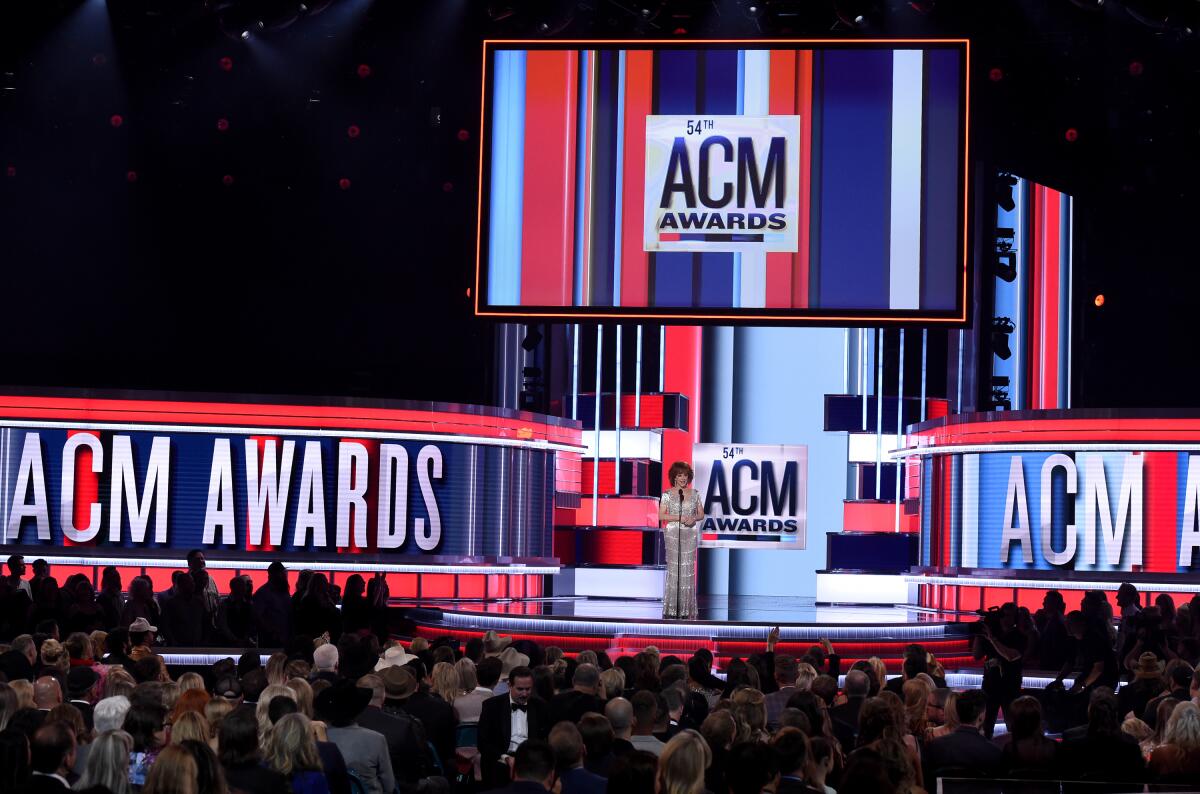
<box><xmin>511</xmin><ymin>703</ymin><xmax>527</xmax><ymax>713</ymax></box>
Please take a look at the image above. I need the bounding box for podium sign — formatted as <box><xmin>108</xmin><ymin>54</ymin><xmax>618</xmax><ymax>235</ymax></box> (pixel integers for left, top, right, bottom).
<box><xmin>692</xmin><ymin>443</ymin><xmax>807</xmax><ymax>549</ymax></box>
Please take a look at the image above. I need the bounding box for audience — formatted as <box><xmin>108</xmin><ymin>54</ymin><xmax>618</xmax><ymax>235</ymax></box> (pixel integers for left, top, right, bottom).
<box><xmin>0</xmin><ymin>566</ymin><xmax>1193</xmax><ymax>794</ymax></box>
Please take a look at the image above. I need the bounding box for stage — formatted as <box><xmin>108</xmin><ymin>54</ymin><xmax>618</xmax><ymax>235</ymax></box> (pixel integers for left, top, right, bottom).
<box><xmin>392</xmin><ymin>595</ymin><xmax>976</xmax><ymax>672</ymax></box>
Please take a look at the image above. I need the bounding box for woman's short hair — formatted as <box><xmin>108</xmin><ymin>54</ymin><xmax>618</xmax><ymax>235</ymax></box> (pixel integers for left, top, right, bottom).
<box><xmin>1164</xmin><ymin>701</ymin><xmax>1200</xmax><ymax>752</ymax></box>
<box><xmin>455</xmin><ymin>657</ymin><xmax>478</xmax><ymax>692</ymax></box>
<box><xmin>39</xmin><ymin>639</ymin><xmax>69</xmax><ymax>673</ymax></box>
<box><xmin>667</xmin><ymin>462</ymin><xmax>694</xmax><ymax>485</ymax></box>
<box><xmin>46</xmin><ymin>703</ymin><xmax>91</xmax><ymax>744</ymax></box>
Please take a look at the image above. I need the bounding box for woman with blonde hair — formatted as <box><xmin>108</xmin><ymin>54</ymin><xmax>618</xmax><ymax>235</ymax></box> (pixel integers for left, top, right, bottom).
<box><xmin>455</xmin><ymin>657</ymin><xmax>478</xmax><ymax>693</ymax></box>
<box><xmin>657</xmin><ymin>729</ymin><xmax>711</xmax><ymax>794</ymax></box>
<box><xmin>430</xmin><ymin>661</ymin><xmax>463</xmax><ymax>705</ymax></box>
<box><xmin>265</xmin><ymin>651</ymin><xmax>290</xmax><ymax>686</ymax></box>
<box><xmin>286</xmin><ymin>677</ymin><xmax>316</xmax><ymax>719</ymax></box>
<box><xmin>204</xmin><ymin>697</ymin><xmax>235</xmax><ymax>747</ymax></box>
<box><xmin>1149</xmin><ymin>701</ymin><xmax>1200</xmax><ymax>779</ymax></box>
<box><xmin>925</xmin><ymin>690</ymin><xmax>959</xmax><ymax>742</ymax></box>
<box><xmin>10</xmin><ymin>679</ymin><xmax>34</xmax><ymax>709</ymax></box>
<box><xmin>177</xmin><ymin>672</ymin><xmax>205</xmax><ymax>692</ymax></box>
<box><xmin>867</xmin><ymin>657</ymin><xmax>889</xmax><ymax>695</ymax></box>
<box><xmin>795</xmin><ymin>662</ymin><xmax>818</xmax><ymax>693</ymax></box>
<box><xmin>264</xmin><ymin>712</ymin><xmax>331</xmax><ymax>794</ymax></box>
<box><xmin>88</xmin><ymin>630</ymin><xmax>108</xmax><ymax>663</ymax></box>
<box><xmin>75</xmin><ymin>730</ymin><xmax>133</xmax><ymax>794</ymax></box>
<box><xmin>143</xmin><ymin>743</ymin><xmax>198</xmax><ymax>794</ymax></box>
<box><xmin>257</xmin><ymin>684</ymin><xmax>297</xmax><ymax>744</ymax></box>
<box><xmin>600</xmin><ymin>668</ymin><xmax>626</xmax><ymax>700</ymax></box>
<box><xmin>39</xmin><ymin>638</ymin><xmax>70</xmax><ymax>676</ymax></box>
<box><xmin>169</xmin><ymin>711</ymin><xmax>211</xmax><ymax>746</ymax></box>
<box><xmin>105</xmin><ymin>668</ymin><xmax>136</xmax><ymax>700</ymax></box>
<box><xmin>902</xmin><ymin>678</ymin><xmax>931</xmax><ymax>738</ymax></box>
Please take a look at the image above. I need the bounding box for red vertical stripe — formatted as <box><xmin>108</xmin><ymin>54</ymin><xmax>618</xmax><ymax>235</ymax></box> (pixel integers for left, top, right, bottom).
<box><xmin>1027</xmin><ymin>187</ymin><xmax>1043</xmax><ymax>408</ymax></box>
<box><xmin>765</xmin><ymin>51</ymin><xmax>797</xmax><ymax>308</ymax></box>
<box><xmin>1041</xmin><ymin>188</ymin><xmax>1061</xmax><ymax>409</ymax></box>
<box><xmin>621</xmin><ymin>50</ymin><xmax>654</xmax><ymax>308</ymax></box>
<box><xmin>661</xmin><ymin>326</ymin><xmax>702</xmax><ymax>489</ymax></box>
<box><xmin>65</xmin><ymin>430</ymin><xmax>100</xmax><ymax>547</ymax></box>
<box><xmin>520</xmin><ymin>51</ymin><xmax>578</xmax><ymax>306</ymax></box>
<box><xmin>1143</xmin><ymin>452</ymin><xmax>1178</xmax><ymax>573</ymax></box>
<box><xmin>793</xmin><ymin>50</ymin><xmax>813</xmax><ymax>309</ymax></box>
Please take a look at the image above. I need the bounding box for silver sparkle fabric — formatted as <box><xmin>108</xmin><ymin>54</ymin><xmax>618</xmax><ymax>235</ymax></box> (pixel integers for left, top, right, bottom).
<box><xmin>660</xmin><ymin>489</ymin><xmax>702</xmax><ymax>620</ymax></box>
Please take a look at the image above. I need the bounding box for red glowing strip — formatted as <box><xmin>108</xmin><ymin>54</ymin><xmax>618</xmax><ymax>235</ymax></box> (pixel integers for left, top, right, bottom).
<box><xmin>520</xmin><ymin>51</ymin><xmax>578</xmax><ymax>307</ymax></box>
<box><xmin>661</xmin><ymin>327</ymin><xmax>702</xmax><ymax>489</ymax></box>
<box><xmin>1028</xmin><ymin>185</ymin><xmax>1043</xmax><ymax>409</ymax></box>
<box><xmin>574</xmin><ymin>497</ymin><xmax>658</xmax><ymax>527</ymax></box>
<box><xmin>843</xmin><ymin>501</ymin><xmax>918</xmax><ymax>533</ymax></box>
<box><xmin>65</xmin><ymin>430</ymin><xmax>100</xmax><ymax>548</ymax></box>
<box><xmin>1042</xmin><ymin>187</ymin><xmax>1061</xmax><ymax>409</ymax></box>
<box><xmin>0</xmin><ymin>395</ymin><xmax>581</xmax><ymax>446</ymax></box>
<box><xmin>621</xmin><ymin>50</ymin><xmax>654</xmax><ymax>307</ymax></box>
<box><xmin>765</xmin><ymin>50</ymin><xmax>796</xmax><ymax>309</ymax></box>
<box><xmin>1143</xmin><ymin>452</ymin><xmax>1178</xmax><ymax>573</ymax></box>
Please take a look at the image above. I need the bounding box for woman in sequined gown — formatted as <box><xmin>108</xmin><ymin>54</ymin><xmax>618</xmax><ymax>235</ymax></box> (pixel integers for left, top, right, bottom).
<box><xmin>659</xmin><ymin>461</ymin><xmax>705</xmax><ymax>620</ymax></box>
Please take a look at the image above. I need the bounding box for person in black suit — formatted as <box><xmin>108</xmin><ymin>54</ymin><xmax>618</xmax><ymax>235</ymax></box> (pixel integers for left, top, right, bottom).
<box><xmin>829</xmin><ymin>669</ymin><xmax>869</xmax><ymax>742</ymax></box>
<box><xmin>478</xmin><ymin>666</ymin><xmax>551</xmax><ymax>789</ymax></box>
<box><xmin>15</xmin><ymin>722</ymin><xmax>75</xmax><ymax>794</ymax></box>
<box><xmin>490</xmin><ymin>738</ymin><xmax>557</xmax><ymax>794</ymax></box>
<box><xmin>922</xmin><ymin>690</ymin><xmax>1002</xmax><ymax>786</ymax></box>
<box><xmin>549</xmin><ymin>722</ymin><xmax>606</xmax><ymax>794</ymax></box>
<box><xmin>1060</xmin><ymin>690</ymin><xmax>1145</xmax><ymax>782</ymax></box>
<box><xmin>772</xmin><ymin>727</ymin><xmax>825</xmax><ymax>794</ymax></box>
<box><xmin>548</xmin><ymin>664</ymin><xmax>605</xmax><ymax>727</ymax></box>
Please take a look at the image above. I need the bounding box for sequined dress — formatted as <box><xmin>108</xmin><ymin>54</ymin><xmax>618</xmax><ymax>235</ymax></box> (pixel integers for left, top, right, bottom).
<box><xmin>661</xmin><ymin>488</ymin><xmax>702</xmax><ymax>619</ymax></box>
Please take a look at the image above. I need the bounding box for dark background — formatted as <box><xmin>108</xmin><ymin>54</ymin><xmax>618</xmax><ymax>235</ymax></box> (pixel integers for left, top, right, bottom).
<box><xmin>1</xmin><ymin>0</ymin><xmax>1198</xmax><ymax>408</ymax></box>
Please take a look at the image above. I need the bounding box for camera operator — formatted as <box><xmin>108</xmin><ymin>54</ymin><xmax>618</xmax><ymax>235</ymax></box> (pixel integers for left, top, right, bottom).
<box><xmin>972</xmin><ymin>602</ymin><xmax>1026</xmax><ymax>739</ymax></box>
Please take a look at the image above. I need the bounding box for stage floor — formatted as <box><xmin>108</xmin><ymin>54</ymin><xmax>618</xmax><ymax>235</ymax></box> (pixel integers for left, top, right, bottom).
<box><xmin>395</xmin><ymin>595</ymin><xmax>966</xmax><ymax>625</ymax></box>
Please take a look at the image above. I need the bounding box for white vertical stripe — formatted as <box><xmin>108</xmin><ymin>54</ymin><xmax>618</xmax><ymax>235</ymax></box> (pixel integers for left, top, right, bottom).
<box><xmin>739</xmin><ymin>50</ymin><xmax>771</xmax><ymax>308</ymax></box>
<box><xmin>961</xmin><ymin>453</ymin><xmax>979</xmax><ymax>567</ymax></box>
<box><xmin>593</xmin><ymin>325</ymin><xmax>603</xmax><ymax>525</ymax></box>
<box><xmin>889</xmin><ymin>50</ymin><xmax>924</xmax><ymax>310</ymax></box>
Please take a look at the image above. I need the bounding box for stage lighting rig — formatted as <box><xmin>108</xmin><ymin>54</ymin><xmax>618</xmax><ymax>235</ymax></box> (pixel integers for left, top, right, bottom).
<box><xmin>995</xmin><ymin>173</ymin><xmax>1017</xmax><ymax>213</ymax></box>
<box><xmin>992</xmin><ymin>226</ymin><xmax>1017</xmax><ymax>283</ymax></box>
<box><xmin>991</xmin><ymin>317</ymin><xmax>1016</xmax><ymax>361</ymax></box>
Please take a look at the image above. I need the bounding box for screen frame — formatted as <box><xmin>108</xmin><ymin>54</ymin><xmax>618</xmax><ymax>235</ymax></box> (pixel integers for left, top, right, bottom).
<box><xmin>474</xmin><ymin>37</ymin><xmax>973</xmax><ymax>327</ymax></box>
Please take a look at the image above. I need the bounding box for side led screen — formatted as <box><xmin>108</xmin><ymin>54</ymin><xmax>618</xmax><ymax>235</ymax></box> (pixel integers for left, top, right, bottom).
<box><xmin>476</xmin><ymin>39</ymin><xmax>970</xmax><ymax>324</ymax></box>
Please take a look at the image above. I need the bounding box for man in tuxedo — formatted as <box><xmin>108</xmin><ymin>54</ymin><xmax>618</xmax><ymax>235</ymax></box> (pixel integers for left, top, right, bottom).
<box><xmin>17</xmin><ymin>722</ymin><xmax>76</xmax><ymax>794</ymax></box>
<box><xmin>549</xmin><ymin>664</ymin><xmax>604</xmax><ymax>726</ymax></box>
<box><xmin>478</xmin><ymin>666</ymin><xmax>550</xmax><ymax>788</ymax></box>
<box><xmin>490</xmin><ymin>739</ymin><xmax>557</xmax><ymax>794</ymax></box>
<box><xmin>922</xmin><ymin>690</ymin><xmax>1002</xmax><ymax>785</ymax></box>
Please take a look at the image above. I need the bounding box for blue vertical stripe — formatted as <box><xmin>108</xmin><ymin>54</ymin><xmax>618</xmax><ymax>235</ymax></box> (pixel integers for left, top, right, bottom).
<box><xmin>919</xmin><ymin>49</ymin><xmax>962</xmax><ymax>310</ymax></box>
<box><xmin>653</xmin><ymin>50</ymin><xmax>699</xmax><ymax>307</ymax></box>
<box><xmin>816</xmin><ymin>50</ymin><xmax>893</xmax><ymax>309</ymax></box>
<box><xmin>488</xmin><ymin>50</ymin><xmax>526</xmax><ymax>306</ymax></box>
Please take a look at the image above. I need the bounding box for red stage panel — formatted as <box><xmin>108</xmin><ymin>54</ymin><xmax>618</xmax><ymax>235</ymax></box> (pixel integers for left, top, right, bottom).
<box><xmin>421</xmin><ymin>574</ymin><xmax>455</xmax><ymax>599</ymax></box>
<box><xmin>458</xmin><ymin>575</ymin><xmax>486</xmax><ymax>599</ymax></box>
<box><xmin>387</xmin><ymin>574</ymin><xmax>419</xmax><ymax>598</ymax></box>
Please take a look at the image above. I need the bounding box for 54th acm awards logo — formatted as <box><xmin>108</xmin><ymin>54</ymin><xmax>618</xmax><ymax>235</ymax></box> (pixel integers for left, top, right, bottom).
<box><xmin>692</xmin><ymin>443</ymin><xmax>808</xmax><ymax>549</ymax></box>
<box><xmin>643</xmin><ymin>115</ymin><xmax>801</xmax><ymax>253</ymax></box>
